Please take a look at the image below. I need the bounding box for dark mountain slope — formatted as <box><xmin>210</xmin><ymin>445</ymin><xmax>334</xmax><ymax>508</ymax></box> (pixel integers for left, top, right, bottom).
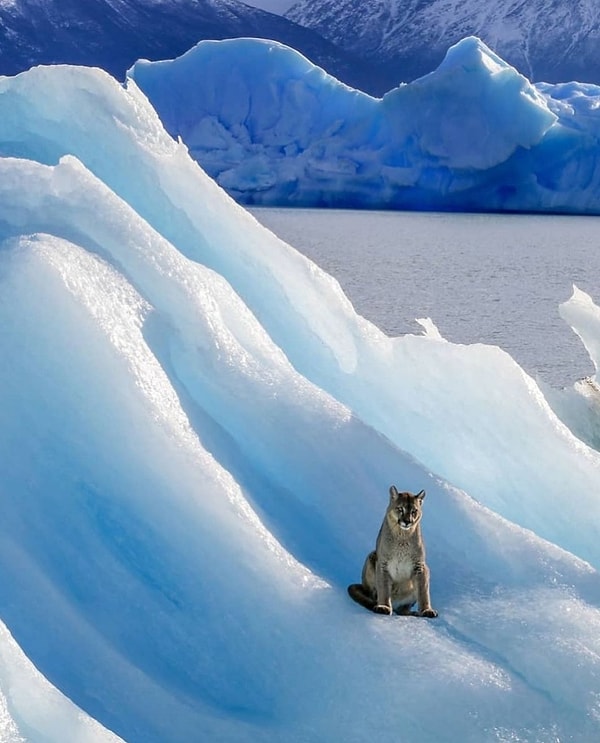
<box><xmin>0</xmin><ymin>0</ymin><xmax>392</xmax><ymax>92</ymax></box>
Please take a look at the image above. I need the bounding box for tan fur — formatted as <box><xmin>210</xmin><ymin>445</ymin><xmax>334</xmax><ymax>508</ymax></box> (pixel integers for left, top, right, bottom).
<box><xmin>348</xmin><ymin>486</ymin><xmax>437</xmax><ymax>618</ymax></box>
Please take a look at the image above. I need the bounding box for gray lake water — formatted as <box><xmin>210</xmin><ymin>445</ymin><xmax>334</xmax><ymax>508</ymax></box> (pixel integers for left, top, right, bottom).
<box><xmin>251</xmin><ymin>208</ymin><xmax>600</xmax><ymax>388</ymax></box>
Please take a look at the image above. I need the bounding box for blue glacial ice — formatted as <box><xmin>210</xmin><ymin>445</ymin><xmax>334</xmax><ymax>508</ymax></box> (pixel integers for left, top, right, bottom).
<box><xmin>0</xmin><ymin>620</ymin><xmax>125</xmax><ymax>742</ymax></box>
<box><xmin>130</xmin><ymin>35</ymin><xmax>600</xmax><ymax>214</ymax></box>
<box><xmin>1</xmin><ymin>62</ymin><xmax>600</xmax><ymax>741</ymax></box>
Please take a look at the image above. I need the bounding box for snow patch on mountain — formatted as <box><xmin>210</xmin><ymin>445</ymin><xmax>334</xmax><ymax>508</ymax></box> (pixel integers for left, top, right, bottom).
<box><xmin>286</xmin><ymin>0</ymin><xmax>600</xmax><ymax>86</ymax></box>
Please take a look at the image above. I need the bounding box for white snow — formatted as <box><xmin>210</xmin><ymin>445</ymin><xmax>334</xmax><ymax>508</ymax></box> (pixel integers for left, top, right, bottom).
<box><xmin>0</xmin><ymin>61</ymin><xmax>600</xmax><ymax>742</ymax></box>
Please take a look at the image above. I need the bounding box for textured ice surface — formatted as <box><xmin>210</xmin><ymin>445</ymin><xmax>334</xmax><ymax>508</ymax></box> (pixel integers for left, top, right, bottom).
<box><xmin>0</xmin><ymin>620</ymin><xmax>125</xmax><ymax>741</ymax></box>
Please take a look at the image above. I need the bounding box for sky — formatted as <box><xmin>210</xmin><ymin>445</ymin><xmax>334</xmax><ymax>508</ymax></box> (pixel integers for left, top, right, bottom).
<box><xmin>0</xmin><ymin>53</ymin><xmax>599</xmax><ymax>743</ymax></box>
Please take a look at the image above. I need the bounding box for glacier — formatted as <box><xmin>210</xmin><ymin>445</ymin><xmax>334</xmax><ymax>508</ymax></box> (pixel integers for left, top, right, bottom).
<box><xmin>130</xmin><ymin>35</ymin><xmax>600</xmax><ymax>214</ymax></box>
<box><xmin>1</xmin><ymin>61</ymin><xmax>600</xmax><ymax>742</ymax></box>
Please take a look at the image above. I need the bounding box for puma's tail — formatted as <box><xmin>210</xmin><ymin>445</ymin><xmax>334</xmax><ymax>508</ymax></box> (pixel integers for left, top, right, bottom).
<box><xmin>347</xmin><ymin>583</ymin><xmax>376</xmax><ymax>611</ymax></box>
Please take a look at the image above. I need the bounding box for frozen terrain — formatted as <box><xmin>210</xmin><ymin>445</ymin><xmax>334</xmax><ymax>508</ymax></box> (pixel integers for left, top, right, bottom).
<box><xmin>0</xmin><ymin>622</ymin><xmax>125</xmax><ymax>742</ymax></box>
<box><xmin>130</xmin><ymin>35</ymin><xmax>600</xmax><ymax>214</ymax></box>
<box><xmin>0</xmin><ymin>61</ymin><xmax>600</xmax><ymax>741</ymax></box>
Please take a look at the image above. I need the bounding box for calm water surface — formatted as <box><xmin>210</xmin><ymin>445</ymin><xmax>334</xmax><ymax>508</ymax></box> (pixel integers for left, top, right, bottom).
<box><xmin>251</xmin><ymin>208</ymin><xmax>600</xmax><ymax>388</ymax></box>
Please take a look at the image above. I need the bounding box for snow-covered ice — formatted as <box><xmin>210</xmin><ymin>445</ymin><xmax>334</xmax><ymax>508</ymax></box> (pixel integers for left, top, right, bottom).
<box><xmin>130</xmin><ymin>35</ymin><xmax>600</xmax><ymax>214</ymax></box>
<box><xmin>0</xmin><ymin>62</ymin><xmax>600</xmax><ymax>742</ymax></box>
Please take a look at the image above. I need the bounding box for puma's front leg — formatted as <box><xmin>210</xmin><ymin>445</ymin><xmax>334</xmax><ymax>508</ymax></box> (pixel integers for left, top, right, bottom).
<box><xmin>374</xmin><ymin>561</ymin><xmax>393</xmax><ymax>615</ymax></box>
<box><xmin>415</xmin><ymin>562</ymin><xmax>437</xmax><ymax>618</ymax></box>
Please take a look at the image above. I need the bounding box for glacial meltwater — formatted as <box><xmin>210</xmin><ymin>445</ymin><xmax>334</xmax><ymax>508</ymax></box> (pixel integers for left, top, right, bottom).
<box><xmin>251</xmin><ymin>208</ymin><xmax>600</xmax><ymax>388</ymax></box>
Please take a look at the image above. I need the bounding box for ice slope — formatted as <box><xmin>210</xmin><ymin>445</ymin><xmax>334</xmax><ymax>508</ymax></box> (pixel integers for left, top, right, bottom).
<box><xmin>129</xmin><ymin>35</ymin><xmax>600</xmax><ymax>214</ymax></box>
<box><xmin>0</xmin><ymin>622</ymin><xmax>125</xmax><ymax>742</ymax></box>
<box><xmin>1</xmin><ymin>63</ymin><xmax>600</xmax><ymax>741</ymax></box>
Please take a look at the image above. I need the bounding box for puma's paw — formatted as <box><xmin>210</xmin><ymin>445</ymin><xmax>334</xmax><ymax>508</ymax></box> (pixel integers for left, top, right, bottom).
<box><xmin>373</xmin><ymin>604</ymin><xmax>393</xmax><ymax>615</ymax></box>
<box><xmin>420</xmin><ymin>608</ymin><xmax>438</xmax><ymax>618</ymax></box>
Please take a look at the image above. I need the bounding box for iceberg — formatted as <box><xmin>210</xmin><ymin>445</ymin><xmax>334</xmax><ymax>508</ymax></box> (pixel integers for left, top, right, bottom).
<box><xmin>130</xmin><ymin>35</ymin><xmax>600</xmax><ymax>214</ymax></box>
<box><xmin>543</xmin><ymin>286</ymin><xmax>600</xmax><ymax>452</ymax></box>
<box><xmin>1</xmin><ymin>62</ymin><xmax>600</xmax><ymax>741</ymax></box>
<box><xmin>559</xmin><ymin>286</ymin><xmax>600</xmax><ymax>383</ymax></box>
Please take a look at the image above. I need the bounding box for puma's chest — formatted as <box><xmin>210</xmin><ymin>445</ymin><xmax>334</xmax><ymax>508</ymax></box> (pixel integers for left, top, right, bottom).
<box><xmin>384</xmin><ymin>550</ymin><xmax>415</xmax><ymax>582</ymax></box>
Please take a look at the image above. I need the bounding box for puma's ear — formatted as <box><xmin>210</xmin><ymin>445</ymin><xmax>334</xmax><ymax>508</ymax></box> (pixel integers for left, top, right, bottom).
<box><xmin>389</xmin><ymin>485</ymin><xmax>399</xmax><ymax>500</ymax></box>
<box><xmin>415</xmin><ymin>489</ymin><xmax>426</xmax><ymax>500</ymax></box>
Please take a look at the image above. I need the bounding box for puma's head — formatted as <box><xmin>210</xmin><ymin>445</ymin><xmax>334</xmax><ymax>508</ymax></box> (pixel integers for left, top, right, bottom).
<box><xmin>388</xmin><ymin>485</ymin><xmax>426</xmax><ymax>531</ymax></box>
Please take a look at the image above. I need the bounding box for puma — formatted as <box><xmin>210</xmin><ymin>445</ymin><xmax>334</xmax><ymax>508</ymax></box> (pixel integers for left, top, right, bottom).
<box><xmin>348</xmin><ymin>486</ymin><xmax>437</xmax><ymax>618</ymax></box>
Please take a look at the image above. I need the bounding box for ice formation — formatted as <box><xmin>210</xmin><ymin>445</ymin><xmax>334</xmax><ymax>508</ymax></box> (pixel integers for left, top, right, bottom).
<box><xmin>130</xmin><ymin>35</ymin><xmax>600</xmax><ymax>213</ymax></box>
<box><xmin>0</xmin><ymin>62</ymin><xmax>600</xmax><ymax>741</ymax></box>
<box><xmin>544</xmin><ymin>286</ymin><xmax>600</xmax><ymax>451</ymax></box>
